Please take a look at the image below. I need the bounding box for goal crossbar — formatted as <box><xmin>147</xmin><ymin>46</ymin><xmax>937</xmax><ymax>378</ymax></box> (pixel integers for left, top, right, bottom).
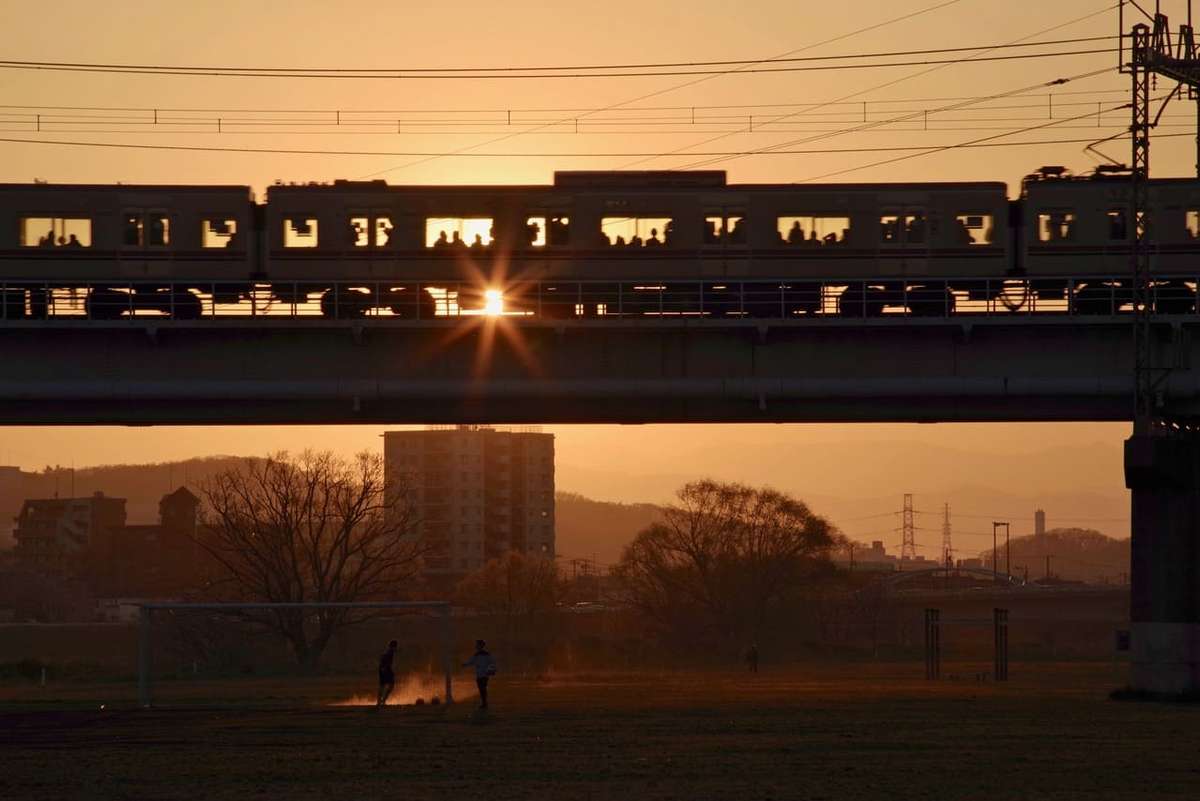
<box><xmin>136</xmin><ymin>601</ymin><xmax>454</xmax><ymax>708</ymax></box>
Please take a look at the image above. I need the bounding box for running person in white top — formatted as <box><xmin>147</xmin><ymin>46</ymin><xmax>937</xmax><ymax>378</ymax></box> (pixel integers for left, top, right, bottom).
<box><xmin>463</xmin><ymin>639</ymin><xmax>497</xmax><ymax>709</ymax></box>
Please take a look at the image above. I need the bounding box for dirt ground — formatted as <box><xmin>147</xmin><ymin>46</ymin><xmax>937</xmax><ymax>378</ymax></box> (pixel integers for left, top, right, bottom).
<box><xmin>1</xmin><ymin>663</ymin><xmax>1197</xmax><ymax>801</ymax></box>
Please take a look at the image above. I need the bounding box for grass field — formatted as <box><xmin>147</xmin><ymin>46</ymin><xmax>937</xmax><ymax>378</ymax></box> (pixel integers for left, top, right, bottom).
<box><xmin>1</xmin><ymin>663</ymin><xmax>1197</xmax><ymax>800</ymax></box>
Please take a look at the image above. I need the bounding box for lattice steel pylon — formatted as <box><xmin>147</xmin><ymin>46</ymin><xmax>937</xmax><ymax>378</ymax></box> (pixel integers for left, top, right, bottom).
<box><xmin>941</xmin><ymin>503</ymin><xmax>953</xmax><ymax>568</ymax></box>
<box><xmin>1122</xmin><ymin>3</ymin><xmax>1200</xmax><ymax>432</ymax></box>
<box><xmin>901</xmin><ymin>493</ymin><xmax>916</xmax><ymax>561</ymax></box>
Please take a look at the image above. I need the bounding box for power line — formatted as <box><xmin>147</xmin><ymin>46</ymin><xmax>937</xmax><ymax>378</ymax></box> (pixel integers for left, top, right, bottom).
<box><xmin>0</xmin><ymin>49</ymin><xmax>1116</xmax><ymax>80</ymax></box>
<box><xmin>5</xmin><ymin>129</ymin><xmax>1193</xmax><ymax>159</ymax></box>
<box><xmin>798</xmin><ymin>97</ymin><xmax>1132</xmax><ymax>182</ymax></box>
<box><xmin>0</xmin><ymin>87</ymin><xmax>1141</xmax><ymax>117</ymax></box>
<box><xmin>0</xmin><ymin>38</ymin><xmax>1116</xmax><ymax>79</ymax></box>
<box><xmin>352</xmin><ymin>0</ymin><xmax>973</xmax><ymax>179</ymax></box>
<box><xmin>623</xmin><ymin>3</ymin><xmax>1121</xmax><ymax>170</ymax></box>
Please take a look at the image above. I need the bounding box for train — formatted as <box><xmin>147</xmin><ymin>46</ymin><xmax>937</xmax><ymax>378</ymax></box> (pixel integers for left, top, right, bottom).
<box><xmin>0</xmin><ymin>166</ymin><xmax>1197</xmax><ymax>320</ymax></box>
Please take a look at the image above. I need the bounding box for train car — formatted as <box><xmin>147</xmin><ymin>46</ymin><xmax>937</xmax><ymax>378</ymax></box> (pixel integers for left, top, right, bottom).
<box><xmin>1019</xmin><ymin>166</ymin><xmax>1200</xmax><ymax>313</ymax></box>
<box><xmin>0</xmin><ymin>183</ymin><xmax>256</xmax><ymax>319</ymax></box>
<box><xmin>263</xmin><ymin>171</ymin><xmax>1010</xmax><ymax>318</ymax></box>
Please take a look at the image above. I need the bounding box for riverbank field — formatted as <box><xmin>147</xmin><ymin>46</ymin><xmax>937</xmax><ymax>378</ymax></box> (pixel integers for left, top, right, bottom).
<box><xmin>1</xmin><ymin>662</ymin><xmax>1198</xmax><ymax>800</ymax></box>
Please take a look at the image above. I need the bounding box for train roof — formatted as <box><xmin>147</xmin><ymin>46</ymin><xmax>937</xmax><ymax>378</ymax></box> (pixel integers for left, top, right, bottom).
<box><xmin>0</xmin><ymin>183</ymin><xmax>252</xmax><ymax>193</ymax></box>
<box><xmin>266</xmin><ymin>173</ymin><xmax>1010</xmax><ymax>193</ymax></box>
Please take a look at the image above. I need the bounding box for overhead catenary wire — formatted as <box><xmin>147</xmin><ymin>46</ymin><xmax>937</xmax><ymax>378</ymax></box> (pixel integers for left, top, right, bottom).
<box><xmin>0</xmin><ymin>86</ymin><xmax>1143</xmax><ymax>117</ymax></box>
<box><xmin>0</xmin><ymin>38</ymin><xmax>1119</xmax><ymax>79</ymax></box>
<box><xmin>623</xmin><ymin>3</ymin><xmax>1121</xmax><ymax>170</ymax></box>
<box><xmin>4</xmin><ymin>128</ymin><xmax>1195</xmax><ymax>159</ymax></box>
<box><xmin>352</xmin><ymin>0</ymin><xmax>973</xmax><ymax>179</ymax></box>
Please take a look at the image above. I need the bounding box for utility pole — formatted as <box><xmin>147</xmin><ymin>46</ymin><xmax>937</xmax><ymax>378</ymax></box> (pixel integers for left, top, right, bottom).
<box><xmin>941</xmin><ymin>503</ymin><xmax>953</xmax><ymax>570</ymax></box>
<box><xmin>992</xmin><ymin>521</ymin><xmax>1008</xmax><ymax>583</ymax></box>
<box><xmin>1045</xmin><ymin>554</ymin><xmax>1052</xmax><ymax>581</ymax></box>
<box><xmin>1121</xmin><ymin>3</ymin><xmax>1200</xmax><ymax>428</ymax></box>
<box><xmin>901</xmin><ymin>494</ymin><xmax>916</xmax><ymax>562</ymax></box>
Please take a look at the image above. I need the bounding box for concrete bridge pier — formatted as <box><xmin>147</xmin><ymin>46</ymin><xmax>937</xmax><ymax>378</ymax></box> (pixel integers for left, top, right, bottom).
<box><xmin>1125</xmin><ymin>433</ymin><xmax>1200</xmax><ymax>695</ymax></box>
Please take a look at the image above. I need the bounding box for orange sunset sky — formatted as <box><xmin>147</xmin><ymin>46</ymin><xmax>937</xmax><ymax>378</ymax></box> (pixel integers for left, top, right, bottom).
<box><xmin>1</xmin><ymin>0</ymin><xmax>1189</xmax><ymax>549</ymax></box>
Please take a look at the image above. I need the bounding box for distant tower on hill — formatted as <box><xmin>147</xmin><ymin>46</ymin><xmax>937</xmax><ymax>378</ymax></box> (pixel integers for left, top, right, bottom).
<box><xmin>1035</xmin><ymin>509</ymin><xmax>1046</xmax><ymax>537</ymax></box>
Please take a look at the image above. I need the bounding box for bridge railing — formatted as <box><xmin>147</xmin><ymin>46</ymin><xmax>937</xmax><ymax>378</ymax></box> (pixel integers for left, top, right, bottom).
<box><xmin>0</xmin><ymin>277</ymin><xmax>1193</xmax><ymax>322</ymax></box>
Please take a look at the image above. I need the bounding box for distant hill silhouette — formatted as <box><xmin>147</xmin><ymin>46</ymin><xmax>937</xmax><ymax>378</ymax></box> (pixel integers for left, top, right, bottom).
<box><xmin>975</xmin><ymin>527</ymin><xmax>1130</xmax><ymax>584</ymax></box>
<box><xmin>1</xmin><ymin>459</ymin><xmax>665</xmax><ymax>567</ymax></box>
<box><xmin>554</xmin><ymin>492</ymin><xmax>664</xmax><ymax>567</ymax></box>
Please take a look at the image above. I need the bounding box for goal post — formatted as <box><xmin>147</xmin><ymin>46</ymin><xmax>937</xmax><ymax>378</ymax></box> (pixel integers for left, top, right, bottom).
<box><xmin>136</xmin><ymin>601</ymin><xmax>454</xmax><ymax>708</ymax></box>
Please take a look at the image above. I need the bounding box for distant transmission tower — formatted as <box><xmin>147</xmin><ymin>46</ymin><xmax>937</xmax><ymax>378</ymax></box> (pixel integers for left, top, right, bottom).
<box><xmin>901</xmin><ymin>493</ymin><xmax>916</xmax><ymax>561</ymax></box>
<box><xmin>941</xmin><ymin>503</ymin><xmax>953</xmax><ymax>568</ymax></box>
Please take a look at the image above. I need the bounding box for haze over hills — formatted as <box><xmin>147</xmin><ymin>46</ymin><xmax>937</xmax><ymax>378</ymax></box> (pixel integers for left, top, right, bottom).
<box><xmin>0</xmin><ymin>424</ymin><xmax>1131</xmax><ymax>560</ymax></box>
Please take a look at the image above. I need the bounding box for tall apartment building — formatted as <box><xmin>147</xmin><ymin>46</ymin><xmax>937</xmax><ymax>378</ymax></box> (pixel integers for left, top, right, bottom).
<box><xmin>384</xmin><ymin>426</ymin><xmax>555</xmax><ymax>575</ymax></box>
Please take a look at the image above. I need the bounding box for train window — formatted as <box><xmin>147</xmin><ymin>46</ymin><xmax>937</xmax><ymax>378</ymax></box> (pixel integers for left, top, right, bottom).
<box><xmin>953</xmin><ymin>214</ymin><xmax>993</xmax><ymax>246</ymax></box>
<box><xmin>523</xmin><ymin>216</ymin><xmax>571</xmax><ymax>247</ymax></box>
<box><xmin>426</xmin><ymin>217</ymin><xmax>493</xmax><ymax>248</ymax></box>
<box><xmin>600</xmin><ymin>217</ymin><xmax>674</xmax><ymax>247</ymax></box>
<box><xmin>776</xmin><ymin>216</ymin><xmax>848</xmax><ymax>247</ymax></box>
<box><xmin>1106</xmin><ymin>209</ymin><xmax>1128</xmax><ymax>241</ymax></box>
<box><xmin>20</xmin><ymin>216</ymin><xmax>91</xmax><ymax>248</ymax></box>
<box><xmin>123</xmin><ymin>214</ymin><xmax>143</xmax><ymax>246</ymax></box>
<box><xmin>704</xmin><ymin>215</ymin><xmax>745</xmax><ymax>245</ymax></box>
<box><xmin>348</xmin><ymin>216</ymin><xmax>370</xmax><ymax>247</ymax></box>
<box><xmin>375</xmin><ymin>217</ymin><xmax>393</xmax><ymax>247</ymax></box>
<box><xmin>284</xmin><ymin>217</ymin><xmax>319</xmax><ymax>248</ymax></box>
<box><xmin>525</xmin><ymin>217</ymin><xmax>547</xmax><ymax>247</ymax></box>
<box><xmin>1037</xmin><ymin>211</ymin><xmax>1075</xmax><ymax>242</ymax></box>
<box><xmin>1188</xmin><ymin>210</ymin><xmax>1200</xmax><ymax>239</ymax></box>
<box><xmin>202</xmin><ymin>218</ymin><xmax>239</xmax><ymax>248</ymax></box>
<box><xmin>880</xmin><ymin>214</ymin><xmax>925</xmax><ymax>244</ymax></box>
<box><xmin>123</xmin><ymin>212</ymin><xmax>169</xmax><ymax>247</ymax></box>
<box><xmin>146</xmin><ymin>214</ymin><xmax>170</xmax><ymax>246</ymax></box>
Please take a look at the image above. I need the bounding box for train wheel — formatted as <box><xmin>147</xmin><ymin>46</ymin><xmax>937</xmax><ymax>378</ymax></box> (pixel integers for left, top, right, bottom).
<box><xmin>782</xmin><ymin>283</ymin><xmax>821</xmax><ymax>317</ymax></box>
<box><xmin>907</xmin><ymin>287</ymin><xmax>955</xmax><ymax>317</ymax></box>
<box><xmin>320</xmin><ymin>288</ymin><xmax>368</xmax><ymax>319</ymax></box>
<box><xmin>85</xmin><ymin>288</ymin><xmax>126</xmax><ymax>320</ymax></box>
<box><xmin>838</xmin><ymin>287</ymin><xmax>885</xmax><ymax>317</ymax></box>
<box><xmin>703</xmin><ymin>285</ymin><xmax>741</xmax><ymax>318</ymax></box>
<box><xmin>27</xmin><ymin>288</ymin><xmax>49</xmax><ymax>320</ymax></box>
<box><xmin>171</xmin><ymin>291</ymin><xmax>203</xmax><ymax>320</ymax></box>
<box><xmin>1155</xmin><ymin>281</ymin><xmax>1196</xmax><ymax>315</ymax></box>
<box><xmin>389</xmin><ymin>287</ymin><xmax>438</xmax><ymax>320</ymax></box>
<box><xmin>1072</xmin><ymin>285</ymin><xmax>1114</xmax><ymax>315</ymax></box>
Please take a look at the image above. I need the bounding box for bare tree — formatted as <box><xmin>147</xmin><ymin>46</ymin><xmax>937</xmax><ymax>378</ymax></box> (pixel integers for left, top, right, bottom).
<box><xmin>195</xmin><ymin>450</ymin><xmax>425</xmax><ymax>667</ymax></box>
<box><xmin>614</xmin><ymin>479</ymin><xmax>835</xmax><ymax>645</ymax></box>
<box><xmin>455</xmin><ymin>552</ymin><xmax>563</xmax><ymax>670</ymax></box>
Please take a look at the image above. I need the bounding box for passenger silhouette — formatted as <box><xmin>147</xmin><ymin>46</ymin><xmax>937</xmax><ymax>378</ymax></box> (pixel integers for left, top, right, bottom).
<box><xmin>526</xmin><ymin>220</ymin><xmax>541</xmax><ymax>245</ymax></box>
<box><xmin>629</xmin><ymin>234</ymin><xmax>643</xmax><ymax>248</ymax></box>
<box><xmin>645</xmin><ymin>228</ymin><xmax>661</xmax><ymax>247</ymax></box>
<box><xmin>704</xmin><ymin>219</ymin><xmax>719</xmax><ymax>245</ymax></box>
<box><xmin>40</xmin><ymin>229</ymin><xmax>54</xmax><ymax>247</ymax></box>
<box><xmin>348</xmin><ymin>221</ymin><xmax>364</xmax><ymax>246</ymax></box>
<box><xmin>57</xmin><ymin>235</ymin><xmax>66</xmax><ymax>247</ymax></box>
<box><xmin>787</xmin><ymin>221</ymin><xmax>804</xmax><ymax>245</ymax></box>
<box><xmin>451</xmin><ymin>231</ymin><xmax>466</xmax><ymax>248</ymax></box>
<box><xmin>728</xmin><ymin>218</ymin><xmax>745</xmax><ymax>244</ymax></box>
<box><xmin>615</xmin><ymin>235</ymin><xmax>627</xmax><ymax>247</ymax></box>
<box><xmin>663</xmin><ymin>220</ymin><xmax>674</xmax><ymax>245</ymax></box>
<box><xmin>807</xmin><ymin>230</ymin><xmax>820</xmax><ymax>247</ymax></box>
<box><xmin>471</xmin><ymin>233</ymin><xmax>484</xmax><ymax>249</ymax></box>
<box><xmin>65</xmin><ymin>234</ymin><xmax>82</xmax><ymax>248</ymax></box>
<box><xmin>549</xmin><ymin>217</ymin><xmax>569</xmax><ymax>245</ymax></box>
<box><xmin>434</xmin><ymin>231</ymin><xmax>449</xmax><ymax>248</ymax></box>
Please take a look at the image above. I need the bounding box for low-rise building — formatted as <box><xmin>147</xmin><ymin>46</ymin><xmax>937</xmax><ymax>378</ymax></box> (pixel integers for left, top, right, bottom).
<box><xmin>13</xmin><ymin>491</ymin><xmax>127</xmax><ymax>572</ymax></box>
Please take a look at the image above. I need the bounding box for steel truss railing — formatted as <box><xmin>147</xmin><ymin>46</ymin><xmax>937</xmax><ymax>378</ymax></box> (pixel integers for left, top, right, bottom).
<box><xmin>0</xmin><ymin>276</ymin><xmax>1196</xmax><ymax>323</ymax></box>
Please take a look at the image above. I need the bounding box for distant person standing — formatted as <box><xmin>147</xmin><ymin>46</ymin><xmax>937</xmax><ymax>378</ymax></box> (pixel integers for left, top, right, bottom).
<box><xmin>745</xmin><ymin>643</ymin><xmax>759</xmax><ymax>674</ymax></box>
<box><xmin>463</xmin><ymin>639</ymin><xmax>497</xmax><ymax>709</ymax></box>
<box><xmin>377</xmin><ymin>639</ymin><xmax>397</xmax><ymax>707</ymax></box>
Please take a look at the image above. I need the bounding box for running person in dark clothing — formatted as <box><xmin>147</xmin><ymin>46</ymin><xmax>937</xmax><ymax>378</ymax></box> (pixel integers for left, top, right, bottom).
<box><xmin>463</xmin><ymin>639</ymin><xmax>497</xmax><ymax>709</ymax></box>
<box><xmin>377</xmin><ymin>640</ymin><xmax>397</xmax><ymax>707</ymax></box>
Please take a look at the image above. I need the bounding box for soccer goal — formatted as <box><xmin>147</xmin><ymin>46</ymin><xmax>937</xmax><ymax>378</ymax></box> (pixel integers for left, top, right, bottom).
<box><xmin>136</xmin><ymin>601</ymin><xmax>455</xmax><ymax>708</ymax></box>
